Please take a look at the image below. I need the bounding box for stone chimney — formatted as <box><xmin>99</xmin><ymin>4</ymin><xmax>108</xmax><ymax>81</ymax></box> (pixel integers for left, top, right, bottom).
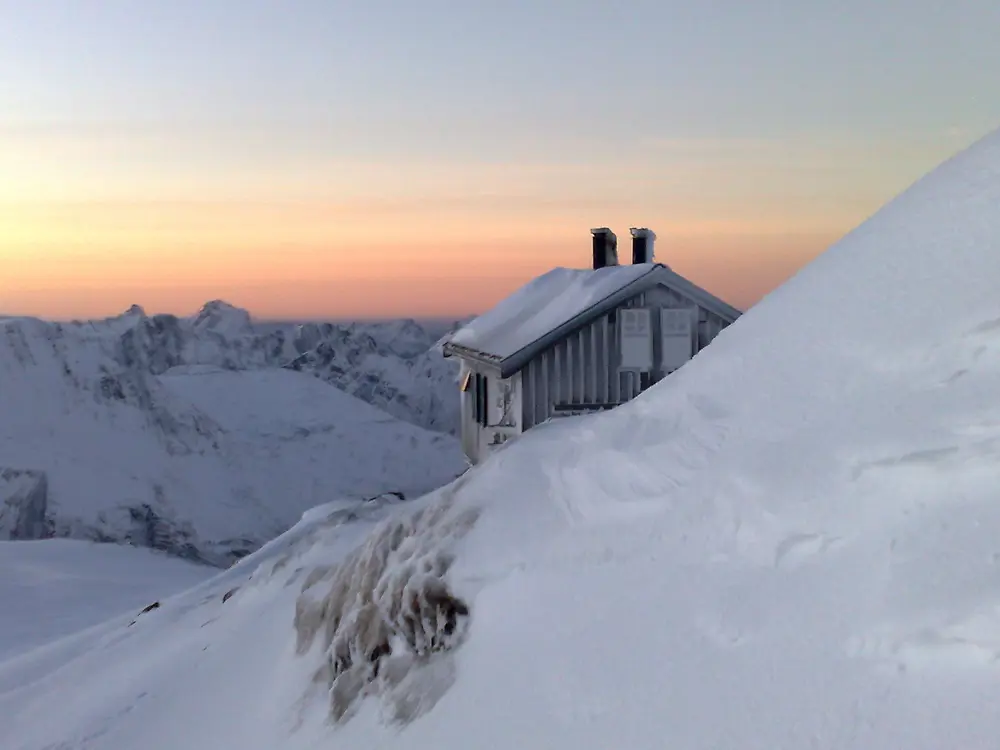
<box><xmin>630</xmin><ymin>227</ymin><xmax>656</xmax><ymax>264</ymax></box>
<box><xmin>591</xmin><ymin>228</ymin><xmax>619</xmax><ymax>269</ymax></box>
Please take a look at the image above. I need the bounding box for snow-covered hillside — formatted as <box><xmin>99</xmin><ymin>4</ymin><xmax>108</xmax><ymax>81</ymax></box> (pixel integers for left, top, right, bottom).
<box><xmin>4</xmin><ymin>129</ymin><xmax>1000</xmax><ymax>749</ymax></box>
<box><xmin>0</xmin><ymin>539</ymin><xmax>213</xmax><ymax>662</ymax></box>
<box><xmin>0</xmin><ymin>311</ymin><xmax>466</xmax><ymax>564</ymax></box>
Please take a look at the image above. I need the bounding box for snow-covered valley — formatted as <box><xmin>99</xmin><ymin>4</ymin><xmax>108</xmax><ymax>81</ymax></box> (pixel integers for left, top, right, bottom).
<box><xmin>3</xmin><ymin>127</ymin><xmax>1000</xmax><ymax>750</ymax></box>
<box><xmin>0</xmin><ymin>539</ymin><xmax>214</xmax><ymax>662</ymax></box>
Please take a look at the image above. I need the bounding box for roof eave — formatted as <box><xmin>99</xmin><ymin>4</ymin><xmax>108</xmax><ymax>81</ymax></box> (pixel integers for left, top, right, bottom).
<box><xmin>441</xmin><ymin>341</ymin><xmax>505</xmax><ymax>372</ymax></box>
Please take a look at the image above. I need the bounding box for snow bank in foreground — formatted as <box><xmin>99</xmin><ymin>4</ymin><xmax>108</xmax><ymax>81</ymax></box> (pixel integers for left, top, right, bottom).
<box><xmin>0</xmin><ymin>492</ymin><xmax>460</xmax><ymax>749</ymax></box>
<box><xmin>3</xmin><ymin>128</ymin><xmax>1000</xmax><ymax>749</ymax></box>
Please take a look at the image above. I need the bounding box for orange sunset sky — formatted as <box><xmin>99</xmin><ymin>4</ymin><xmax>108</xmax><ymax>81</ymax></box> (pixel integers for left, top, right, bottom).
<box><xmin>2</xmin><ymin>3</ymin><xmax>998</xmax><ymax>322</ymax></box>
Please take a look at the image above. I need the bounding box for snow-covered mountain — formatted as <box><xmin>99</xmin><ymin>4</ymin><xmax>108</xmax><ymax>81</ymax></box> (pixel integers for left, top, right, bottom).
<box><xmin>3</xmin><ymin>127</ymin><xmax>999</xmax><ymax>748</ymax></box>
<box><xmin>0</xmin><ymin>309</ymin><xmax>467</xmax><ymax>565</ymax></box>
<box><xmin>283</xmin><ymin>317</ymin><xmax>465</xmax><ymax>436</ymax></box>
<box><xmin>42</xmin><ymin>300</ymin><xmax>463</xmax><ymax>435</ymax></box>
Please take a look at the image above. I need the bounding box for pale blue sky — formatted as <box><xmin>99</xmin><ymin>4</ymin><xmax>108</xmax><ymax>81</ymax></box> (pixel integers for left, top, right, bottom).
<box><xmin>2</xmin><ymin>0</ymin><xmax>998</xmax><ymax>319</ymax></box>
<box><xmin>3</xmin><ymin>0</ymin><xmax>998</xmax><ymax>163</ymax></box>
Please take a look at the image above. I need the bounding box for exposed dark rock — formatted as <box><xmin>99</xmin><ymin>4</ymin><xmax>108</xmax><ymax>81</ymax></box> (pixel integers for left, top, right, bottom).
<box><xmin>123</xmin><ymin>501</ymin><xmax>213</xmax><ymax>564</ymax></box>
<box><xmin>99</xmin><ymin>375</ymin><xmax>126</xmax><ymax>401</ymax></box>
<box><xmin>0</xmin><ymin>468</ymin><xmax>52</xmax><ymax>540</ymax></box>
<box><xmin>128</xmin><ymin>600</ymin><xmax>161</xmax><ymax>626</ymax></box>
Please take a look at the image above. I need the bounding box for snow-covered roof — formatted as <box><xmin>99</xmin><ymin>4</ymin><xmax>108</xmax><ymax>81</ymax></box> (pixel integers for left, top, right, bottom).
<box><xmin>444</xmin><ymin>261</ymin><xmax>740</xmax><ymax>374</ymax></box>
<box><xmin>447</xmin><ymin>262</ymin><xmax>658</xmax><ymax>362</ymax></box>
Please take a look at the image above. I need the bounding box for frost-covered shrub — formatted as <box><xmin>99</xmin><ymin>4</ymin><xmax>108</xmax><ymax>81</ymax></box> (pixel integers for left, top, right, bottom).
<box><xmin>294</xmin><ymin>491</ymin><xmax>479</xmax><ymax>724</ymax></box>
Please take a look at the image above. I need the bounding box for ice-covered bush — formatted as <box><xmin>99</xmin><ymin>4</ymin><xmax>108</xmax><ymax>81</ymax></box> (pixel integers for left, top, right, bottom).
<box><xmin>294</xmin><ymin>490</ymin><xmax>479</xmax><ymax>724</ymax></box>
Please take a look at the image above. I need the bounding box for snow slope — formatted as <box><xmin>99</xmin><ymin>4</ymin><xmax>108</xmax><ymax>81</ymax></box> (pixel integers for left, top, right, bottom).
<box><xmin>0</xmin><ymin>539</ymin><xmax>213</xmax><ymax>662</ymax></box>
<box><xmin>3</xmin><ymin>128</ymin><xmax>1000</xmax><ymax>748</ymax></box>
<box><xmin>0</xmin><ymin>315</ymin><xmax>466</xmax><ymax>563</ymax></box>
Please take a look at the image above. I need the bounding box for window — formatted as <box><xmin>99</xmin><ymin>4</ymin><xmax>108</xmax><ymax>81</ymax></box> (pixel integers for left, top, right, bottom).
<box><xmin>481</xmin><ymin>374</ymin><xmax>490</xmax><ymax>426</ymax></box>
<box><xmin>471</xmin><ymin>373</ymin><xmax>489</xmax><ymax>426</ymax></box>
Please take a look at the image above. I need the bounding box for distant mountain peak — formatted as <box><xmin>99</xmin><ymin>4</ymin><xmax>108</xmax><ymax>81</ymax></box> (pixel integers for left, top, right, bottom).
<box><xmin>190</xmin><ymin>300</ymin><xmax>253</xmax><ymax>335</ymax></box>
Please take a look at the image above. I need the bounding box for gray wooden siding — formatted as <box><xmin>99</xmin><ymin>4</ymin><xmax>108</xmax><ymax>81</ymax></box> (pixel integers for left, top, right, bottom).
<box><xmin>521</xmin><ymin>293</ymin><xmax>643</xmax><ymax>429</ymax></box>
<box><xmin>519</xmin><ymin>283</ymin><xmax>736</xmax><ymax>429</ymax></box>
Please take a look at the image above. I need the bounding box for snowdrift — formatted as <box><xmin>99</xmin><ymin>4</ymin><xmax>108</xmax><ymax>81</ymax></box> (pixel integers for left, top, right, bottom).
<box><xmin>3</xmin><ymin>128</ymin><xmax>1000</xmax><ymax>749</ymax></box>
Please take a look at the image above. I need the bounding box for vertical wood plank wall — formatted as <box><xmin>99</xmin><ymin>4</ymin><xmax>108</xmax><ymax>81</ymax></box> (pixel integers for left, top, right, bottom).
<box><xmin>520</xmin><ymin>290</ymin><xmax>734</xmax><ymax>429</ymax></box>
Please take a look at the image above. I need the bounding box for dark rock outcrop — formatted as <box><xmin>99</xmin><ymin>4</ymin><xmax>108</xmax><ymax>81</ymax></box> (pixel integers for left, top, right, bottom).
<box><xmin>0</xmin><ymin>468</ymin><xmax>52</xmax><ymax>540</ymax></box>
